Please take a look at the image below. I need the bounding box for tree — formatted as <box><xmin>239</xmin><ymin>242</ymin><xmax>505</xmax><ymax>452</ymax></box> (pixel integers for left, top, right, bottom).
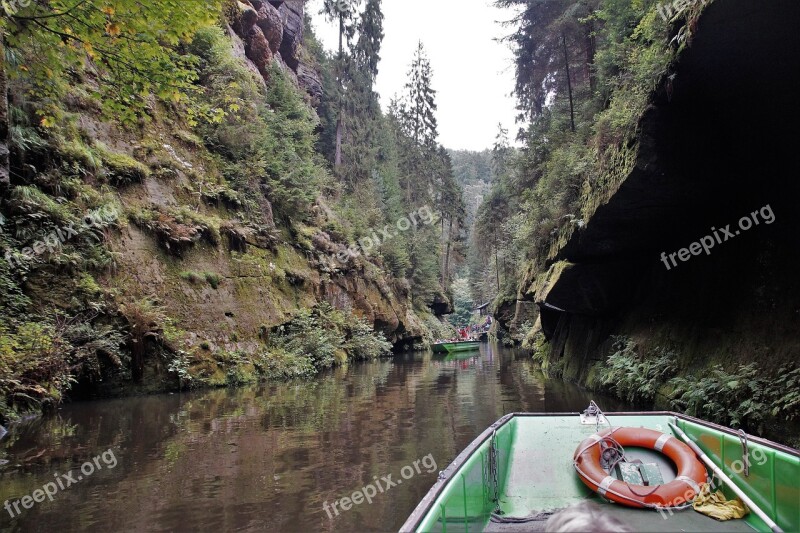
<box><xmin>338</xmin><ymin>0</ymin><xmax>384</xmax><ymax>188</ymax></box>
<box><xmin>0</xmin><ymin>34</ymin><xmax>8</xmax><ymax>188</ymax></box>
<box><xmin>322</xmin><ymin>0</ymin><xmax>362</xmax><ymax>59</ymax></box>
<box><xmin>2</xmin><ymin>1</ymin><xmax>220</xmax><ymax>124</ymax></box>
<box><xmin>496</xmin><ymin>0</ymin><xmax>599</xmax><ymax>126</ymax></box>
<box><xmin>492</xmin><ymin>123</ymin><xmax>510</xmax><ymax>181</ymax></box>
<box><xmin>354</xmin><ymin>0</ymin><xmax>384</xmax><ymax>83</ymax></box>
<box><xmin>322</xmin><ymin>0</ymin><xmax>362</xmax><ymax>169</ymax></box>
<box><xmin>399</xmin><ymin>41</ymin><xmax>438</xmax><ymax>148</ymax></box>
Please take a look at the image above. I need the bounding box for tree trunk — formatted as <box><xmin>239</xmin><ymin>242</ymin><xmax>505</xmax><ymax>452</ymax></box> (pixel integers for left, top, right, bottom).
<box><xmin>335</xmin><ymin>114</ymin><xmax>343</xmax><ymax>168</ymax></box>
<box><xmin>443</xmin><ymin>218</ymin><xmax>453</xmax><ymax>287</ymax></box>
<box><xmin>334</xmin><ymin>15</ymin><xmax>344</xmax><ymax>170</ymax></box>
<box><xmin>493</xmin><ymin>230</ymin><xmax>500</xmax><ymax>292</ymax></box>
<box><xmin>562</xmin><ymin>32</ymin><xmax>576</xmax><ymax>133</ymax></box>
<box><xmin>338</xmin><ymin>14</ymin><xmax>344</xmax><ymax>59</ymax></box>
<box><xmin>584</xmin><ymin>24</ymin><xmax>597</xmax><ymax>95</ymax></box>
<box><xmin>0</xmin><ymin>34</ymin><xmax>10</xmax><ymax>188</ymax></box>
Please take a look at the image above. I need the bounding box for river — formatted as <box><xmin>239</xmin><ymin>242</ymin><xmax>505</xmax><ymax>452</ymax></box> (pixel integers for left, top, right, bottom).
<box><xmin>0</xmin><ymin>343</ymin><xmax>627</xmax><ymax>532</ymax></box>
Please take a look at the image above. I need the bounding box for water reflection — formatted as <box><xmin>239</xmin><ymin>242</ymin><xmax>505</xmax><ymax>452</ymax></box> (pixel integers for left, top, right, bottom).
<box><xmin>0</xmin><ymin>343</ymin><xmax>627</xmax><ymax>532</ymax></box>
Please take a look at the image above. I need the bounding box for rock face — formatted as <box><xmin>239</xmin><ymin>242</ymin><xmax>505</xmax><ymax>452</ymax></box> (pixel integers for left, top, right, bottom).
<box><xmin>231</xmin><ymin>0</ymin><xmax>323</xmax><ymax>105</ymax></box>
<box><xmin>244</xmin><ymin>26</ymin><xmax>272</xmax><ymax>77</ymax></box>
<box><xmin>520</xmin><ymin>0</ymin><xmax>800</xmax><ymax>385</ymax></box>
<box><xmin>277</xmin><ymin>0</ymin><xmax>304</xmax><ymax>70</ymax></box>
<box><xmin>297</xmin><ymin>63</ymin><xmax>323</xmax><ymax>105</ymax></box>
<box><xmin>255</xmin><ymin>1</ymin><xmax>283</xmax><ymax>53</ymax></box>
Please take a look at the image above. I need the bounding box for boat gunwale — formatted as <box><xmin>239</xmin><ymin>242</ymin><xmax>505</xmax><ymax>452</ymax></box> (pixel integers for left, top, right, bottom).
<box><xmin>399</xmin><ymin>410</ymin><xmax>800</xmax><ymax>532</ymax></box>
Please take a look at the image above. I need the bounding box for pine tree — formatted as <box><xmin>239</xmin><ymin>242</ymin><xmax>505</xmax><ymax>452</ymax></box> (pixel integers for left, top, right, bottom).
<box><xmin>496</xmin><ymin>0</ymin><xmax>599</xmax><ymax>125</ymax></box>
<box><xmin>322</xmin><ymin>0</ymin><xmax>362</xmax><ymax>59</ymax></box>
<box><xmin>492</xmin><ymin>123</ymin><xmax>510</xmax><ymax>182</ymax></box>
<box><xmin>322</xmin><ymin>0</ymin><xmax>362</xmax><ymax>169</ymax></box>
<box><xmin>400</xmin><ymin>42</ymin><xmax>439</xmax><ymax>148</ymax></box>
<box><xmin>355</xmin><ymin>0</ymin><xmax>384</xmax><ymax>84</ymax></box>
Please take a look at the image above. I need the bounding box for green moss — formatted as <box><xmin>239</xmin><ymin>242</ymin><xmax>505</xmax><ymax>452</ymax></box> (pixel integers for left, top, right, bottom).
<box><xmin>204</xmin><ymin>272</ymin><xmax>221</xmax><ymax>289</ymax></box>
<box><xmin>180</xmin><ymin>271</ymin><xmax>204</xmax><ymax>284</ymax></box>
<box><xmin>180</xmin><ymin>271</ymin><xmax>222</xmax><ymax>289</ymax></box>
<box><xmin>94</xmin><ymin>142</ymin><xmax>151</xmax><ymax>185</ymax></box>
<box><xmin>174</xmin><ymin>129</ymin><xmax>204</xmax><ymax>148</ymax></box>
<box><xmin>11</xmin><ymin>185</ymin><xmax>77</xmax><ymax>225</ymax></box>
<box><xmin>57</xmin><ymin>138</ymin><xmax>101</xmax><ymax>170</ymax></box>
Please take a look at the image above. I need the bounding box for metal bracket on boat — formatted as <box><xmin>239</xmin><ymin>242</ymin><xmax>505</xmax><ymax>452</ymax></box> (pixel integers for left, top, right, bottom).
<box><xmin>738</xmin><ymin>429</ymin><xmax>750</xmax><ymax>477</ymax></box>
<box><xmin>580</xmin><ymin>400</ymin><xmax>608</xmax><ymax>427</ymax></box>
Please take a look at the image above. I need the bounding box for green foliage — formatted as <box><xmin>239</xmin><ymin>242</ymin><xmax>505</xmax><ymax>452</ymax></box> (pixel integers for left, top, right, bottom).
<box><xmin>204</xmin><ymin>272</ymin><xmax>222</xmax><ymax>289</ymax></box>
<box><xmin>180</xmin><ymin>271</ymin><xmax>222</xmax><ymax>289</ymax></box>
<box><xmin>477</xmin><ymin>0</ymin><xmax>701</xmax><ymax>309</ymax></box>
<box><xmin>265</xmin><ymin>303</ymin><xmax>391</xmax><ymax>380</ymax></box>
<box><xmin>0</xmin><ymin>315</ymin><xmax>127</xmax><ymax>422</ymax></box>
<box><xmin>191</xmin><ymin>26</ymin><xmax>327</xmax><ymax>222</ymax></box>
<box><xmin>94</xmin><ymin>142</ymin><xmax>150</xmax><ymax>185</ymax></box>
<box><xmin>670</xmin><ymin>363</ymin><xmax>800</xmax><ymax>433</ymax></box>
<box><xmin>180</xmin><ymin>271</ymin><xmax>204</xmax><ymax>284</ymax></box>
<box><xmin>448</xmin><ymin>276</ymin><xmax>474</xmax><ymax>326</ymax></box>
<box><xmin>420</xmin><ymin>312</ymin><xmax>456</xmax><ymax>345</ymax></box>
<box><xmin>129</xmin><ymin>205</ymin><xmax>221</xmax><ymax>252</ymax></box>
<box><xmin>257</xmin><ymin>348</ymin><xmax>317</xmax><ymax>381</ymax></box>
<box><xmin>598</xmin><ymin>336</ymin><xmax>678</xmax><ymax>404</ymax></box>
<box><xmin>271</xmin><ymin>305</ymin><xmax>343</xmax><ymax>370</ymax></box>
<box><xmin>344</xmin><ymin>319</ymin><xmax>393</xmax><ymax>360</ymax></box>
<box><xmin>530</xmin><ymin>332</ymin><xmax>549</xmax><ymax>363</ymax></box>
<box><xmin>3</xmin><ymin>0</ymin><xmax>222</xmax><ymax>124</ymax></box>
<box><xmin>167</xmin><ymin>351</ymin><xmax>194</xmax><ymax>388</ymax></box>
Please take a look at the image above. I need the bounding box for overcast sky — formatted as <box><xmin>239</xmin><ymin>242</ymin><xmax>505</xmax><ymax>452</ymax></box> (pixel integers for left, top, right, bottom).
<box><xmin>306</xmin><ymin>0</ymin><xmax>522</xmax><ymax>151</ymax></box>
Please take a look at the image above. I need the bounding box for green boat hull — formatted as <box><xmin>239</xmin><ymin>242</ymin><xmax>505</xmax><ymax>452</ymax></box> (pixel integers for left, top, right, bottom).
<box><xmin>402</xmin><ymin>412</ymin><xmax>800</xmax><ymax>532</ymax></box>
<box><xmin>432</xmin><ymin>341</ymin><xmax>481</xmax><ymax>354</ymax></box>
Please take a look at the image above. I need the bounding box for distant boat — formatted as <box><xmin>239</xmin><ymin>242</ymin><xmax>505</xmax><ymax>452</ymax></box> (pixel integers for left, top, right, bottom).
<box><xmin>402</xmin><ymin>404</ymin><xmax>799</xmax><ymax>532</ymax></box>
<box><xmin>432</xmin><ymin>341</ymin><xmax>481</xmax><ymax>354</ymax></box>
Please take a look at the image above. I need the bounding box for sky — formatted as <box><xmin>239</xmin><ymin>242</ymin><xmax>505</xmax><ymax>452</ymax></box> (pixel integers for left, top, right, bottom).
<box><xmin>306</xmin><ymin>0</ymin><xmax>522</xmax><ymax>151</ymax></box>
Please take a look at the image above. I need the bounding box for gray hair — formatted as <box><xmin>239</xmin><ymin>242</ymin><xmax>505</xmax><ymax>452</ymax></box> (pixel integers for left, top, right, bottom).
<box><xmin>545</xmin><ymin>501</ymin><xmax>632</xmax><ymax>532</ymax></box>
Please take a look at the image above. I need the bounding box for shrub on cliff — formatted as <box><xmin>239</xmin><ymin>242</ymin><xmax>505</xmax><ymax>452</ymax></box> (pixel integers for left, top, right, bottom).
<box><xmin>189</xmin><ymin>25</ymin><xmax>327</xmax><ymax>224</ymax></box>
<box><xmin>598</xmin><ymin>336</ymin><xmax>678</xmax><ymax>404</ymax></box>
<box><xmin>670</xmin><ymin>363</ymin><xmax>800</xmax><ymax>435</ymax></box>
<box><xmin>264</xmin><ymin>304</ymin><xmax>392</xmax><ymax>379</ymax></box>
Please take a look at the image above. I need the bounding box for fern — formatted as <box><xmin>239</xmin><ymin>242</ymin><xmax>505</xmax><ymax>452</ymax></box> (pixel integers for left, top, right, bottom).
<box><xmin>598</xmin><ymin>336</ymin><xmax>677</xmax><ymax>404</ymax></box>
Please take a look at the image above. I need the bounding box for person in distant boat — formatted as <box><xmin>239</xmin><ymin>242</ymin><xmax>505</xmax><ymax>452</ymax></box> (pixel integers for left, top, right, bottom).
<box><xmin>545</xmin><ymin>501</ymin><xmax>632</xmax><ymax>532</ymax></box>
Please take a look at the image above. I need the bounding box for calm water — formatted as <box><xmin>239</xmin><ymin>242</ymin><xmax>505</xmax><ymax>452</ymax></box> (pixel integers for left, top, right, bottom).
<box><xmin>0</xmin><ymin>344</ymin><xmax>627</xmax><ymax>532</ymax></box>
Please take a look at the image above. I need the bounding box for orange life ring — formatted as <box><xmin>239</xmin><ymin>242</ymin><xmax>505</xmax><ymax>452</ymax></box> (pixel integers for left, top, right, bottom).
<box><xmin>573</xmin><ymin>427</ymin><xmax>707</xmax><ymax>509</ymax></box>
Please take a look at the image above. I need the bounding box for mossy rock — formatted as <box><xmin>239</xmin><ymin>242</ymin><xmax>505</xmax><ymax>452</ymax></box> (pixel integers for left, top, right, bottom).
<box><xmin>95</xmin><ymin>142</ymin><xmax>150</xmax><ymax>185</ymax></box>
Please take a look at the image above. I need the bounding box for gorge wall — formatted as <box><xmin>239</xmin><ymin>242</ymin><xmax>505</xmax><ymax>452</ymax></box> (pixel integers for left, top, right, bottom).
<box><xmin>511</xmin><ymin>0</ymin><xmax>800</xmax><ymax>388</ymax></box>
<box><xmin>0</xmin><ymin>0</ymin><xmax>433</xmax><ymax>411</ymax></box>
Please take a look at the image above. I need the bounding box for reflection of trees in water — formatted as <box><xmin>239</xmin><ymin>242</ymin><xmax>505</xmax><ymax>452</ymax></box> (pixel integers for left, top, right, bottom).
<box><xmin>0</xmin><ymin>345</ymin><xmax>625</xmax><ymax>532</ymax></box>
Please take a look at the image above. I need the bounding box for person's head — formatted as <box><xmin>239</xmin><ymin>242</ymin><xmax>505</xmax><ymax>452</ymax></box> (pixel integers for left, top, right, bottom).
<box><xmin>545</xmin><ymin>501</ymin><xmax>631</xmax><ymax>532</ymax></box>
